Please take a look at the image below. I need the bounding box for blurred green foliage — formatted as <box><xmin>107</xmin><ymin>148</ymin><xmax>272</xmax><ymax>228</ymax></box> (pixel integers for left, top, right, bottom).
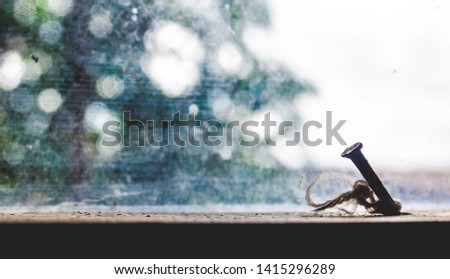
<box><xmin>0</xmin><ymin>0</ymin><xmax>312</xmax><ymax>206</ymax></box>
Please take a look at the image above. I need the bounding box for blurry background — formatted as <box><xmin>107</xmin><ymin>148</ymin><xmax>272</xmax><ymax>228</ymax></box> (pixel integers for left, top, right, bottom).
<box><xmin>0</xmin><ymin>0</ymin><xmax>449</xmax><ymax>211</ymax></box>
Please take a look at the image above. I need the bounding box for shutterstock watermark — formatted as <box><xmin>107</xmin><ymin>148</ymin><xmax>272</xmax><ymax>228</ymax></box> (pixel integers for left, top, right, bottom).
<box><xmin>101</xmin><ymin>111</ymin><xmax>347</xmax><ymax>147</ymax></box>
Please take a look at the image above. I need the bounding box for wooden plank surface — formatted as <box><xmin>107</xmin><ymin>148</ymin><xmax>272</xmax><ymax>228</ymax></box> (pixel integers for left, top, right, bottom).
<box><xmin>1</xmin><ymin>210</ymin><xmax>450</xmax><ymax>223</ymax></box>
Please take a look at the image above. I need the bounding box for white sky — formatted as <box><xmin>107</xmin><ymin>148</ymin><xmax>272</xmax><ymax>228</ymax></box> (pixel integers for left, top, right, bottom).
<box><xmin>264</xmin><ymin>0</ymin><xmax>450</xmax><ymax>172</ymax></box>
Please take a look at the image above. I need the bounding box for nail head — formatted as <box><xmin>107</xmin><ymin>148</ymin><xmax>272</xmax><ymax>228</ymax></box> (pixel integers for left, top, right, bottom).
<box><xmin>341</xmin><ymin>142</ymin><xmax>363</xmax><ymax>158</ymax></box>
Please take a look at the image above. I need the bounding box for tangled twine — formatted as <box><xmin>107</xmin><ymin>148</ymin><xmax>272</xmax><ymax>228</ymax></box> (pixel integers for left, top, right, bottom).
<box><xmin>302</xmin><ymin>172</ymin><xmax>401</xmax><ymax>214</ymax></box>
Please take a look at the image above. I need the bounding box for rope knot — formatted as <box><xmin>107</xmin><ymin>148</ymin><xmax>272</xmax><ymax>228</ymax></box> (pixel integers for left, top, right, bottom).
<box><xmin>303</xmin><ymin>173</ymin><xmax>402</xmax><ymax>214</ymax></box>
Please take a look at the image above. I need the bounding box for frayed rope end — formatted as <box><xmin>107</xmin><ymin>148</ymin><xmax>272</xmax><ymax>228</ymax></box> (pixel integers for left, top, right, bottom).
<box><xmin>302</xmin><ymin>172</ymin><xmax>402</xmax><ymax>215</ymax></box>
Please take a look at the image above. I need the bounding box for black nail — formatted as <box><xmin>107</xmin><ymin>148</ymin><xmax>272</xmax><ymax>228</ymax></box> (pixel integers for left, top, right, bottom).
<box><xmin>341</xmin><ymin>142</ymin><xmax>401</xmax><ymax>216</ymax></box>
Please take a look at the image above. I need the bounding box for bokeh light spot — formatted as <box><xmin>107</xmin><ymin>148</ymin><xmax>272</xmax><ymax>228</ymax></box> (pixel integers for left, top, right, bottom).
<box><xmin>0</xmin><ymin>51</ymin><xmax>26</xmax><ymax>91</ymax></box>
<box><xmin>23</xmin><ymin>51</ymin><xmax>53</xmax><ymax>82</ymax></box>
<box><xmin>188</xmin><ymin>103</ymin><xmax>199</xmax><ymax>115</ymax></box>
<box><xmin>144</xmin><ymin>22</ymin><xmax>205</xmax><ymax>63</ymax></box>
<box><xmin>140</xmin><ymin>53</ymin><xmax>200</xmax><ymax>97</ymax></box>
<box><xmin>47</xmin><ymin>0</ymin><xmax>73</xmax><ymax>17</ymax></box>
<box><xmin>84</xmin><ymin>102</ymin><xmax>120</xmax><ymax>134</ymax></box>
<box><xmin>217</xmin><ymin>42</ymin><xmax>244</xmax><ymax>75</ymax></box>
<box><xmin>2</xmin><ymin>143</ymin><xmax>26</xmax><ymax>166</ymax></box>
<box><xmin>9</xmin><ymin>88</ymin><xmax>34</xmax><ymax>113</ymax></box>
<box><xmin>88</xmin><ymin>11</ymin><xmax>113</xmax><ymax>38</ymax></box>
<box><xmin>211</xmin><ymin>92</ymin><xmax>235</xmax><ymax>120</ymax></box>
<box><xmin>25</xmin><ymin>113</ymin><xmax>50</xmax><ymax>136</ymax></box>
<box><xmin>96</xmin><ymin>75</ymin><xmax>124</xmax><ymax>99</ymax></box>
<box><xmin>13</xmin><ymin>0</ymin><xmax>36</xmax><ymax>26</ymax></box>
<box><xmin>141</xmin><ymin>22</ymin><xmax>205</xmax><ymax>97</ymax></box>
<box><xmin>37</xmin><ymin>88</ymin><xmax>63</xmax><ymax>113</ymax></box>
<box><xmin>39</xmin><ymin>20</ymin><xmax>63</xmax><ymax>44</ymax></box>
